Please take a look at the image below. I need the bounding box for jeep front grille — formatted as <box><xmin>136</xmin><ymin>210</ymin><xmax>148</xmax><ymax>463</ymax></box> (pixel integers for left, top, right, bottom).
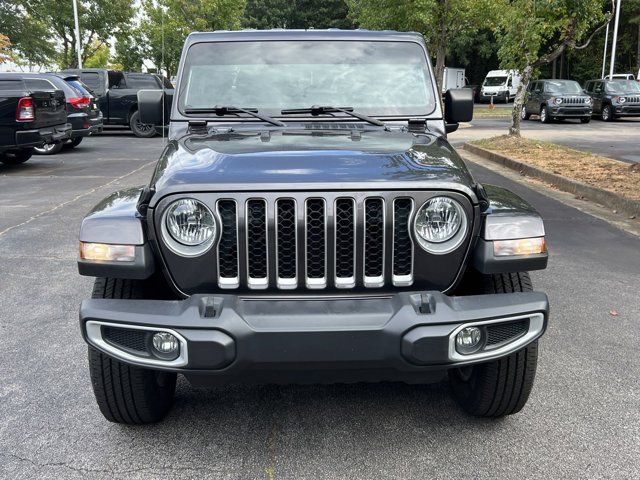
<box><xmin>561</xmin><ymin>97</ymin><xmax>587</xmax><ymax>105</ymax></box>
<box><xmin>214</xmin><ymin>194</ymin><xmax>417</xmax><ymax>290</ymax></box>
<box><xmin>624</xmin><ymin>96</ymin><xmax>640</xmax><ymax>104</ymax></box>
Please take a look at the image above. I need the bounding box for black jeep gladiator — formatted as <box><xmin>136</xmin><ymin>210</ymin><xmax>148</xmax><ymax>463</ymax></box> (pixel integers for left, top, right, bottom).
<box><xmin>61</xmin><ymin>69</ymin><xmax>173</xmax><ymax>137</ymax></box>
<box><xmin>78</xmin><ymin>30</ymin><xmax>549</xmax><ymax>424</ymax></box>
<box><xmin>0</xmin><ymin>73</ymin><xmax>71</xmax><ymax>165</ymax></box>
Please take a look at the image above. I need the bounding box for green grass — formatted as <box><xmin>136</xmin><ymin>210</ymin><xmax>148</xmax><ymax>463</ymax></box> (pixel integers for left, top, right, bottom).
<box><xmin>473</xmin><ymin>106</ymin><xmax>512</xmax><ymax>118</ymax></box>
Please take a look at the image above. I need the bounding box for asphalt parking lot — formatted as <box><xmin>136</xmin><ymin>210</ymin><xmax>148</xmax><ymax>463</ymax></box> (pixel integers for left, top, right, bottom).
<box><xmin>453</xmin><ymin>110</ymin><xmax>640</xmax><ymax>164</ymax></box>
<box><xmin>1</xmin><ymin>130</ymin><xmax>639</xmax><ymax>479</ymax></box>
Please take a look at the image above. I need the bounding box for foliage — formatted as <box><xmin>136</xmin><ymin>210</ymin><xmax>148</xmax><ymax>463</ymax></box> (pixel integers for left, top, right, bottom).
<box><xmin>16</xmin><ymin>0</ymin><xmax>134</xmax><ymax>69</ymax></box>
<box><xmin>0</xmin><ymin>1</ymin><xmax>57</xmax><ymax>67</ymax></box>
<box><xmin>113</xmin><ymin>30</ymin><xmax>146</xmax><ymax>72</ymax></box>
<box><xmin>133</xmin><ymin>0</ymin><xmax>246</xmax><ymax>79</ymax></box>
<box><xmin>0</xmin><ymin>34</ymin><xmax>10</xmax><ymax>64</ymax></box>
<box><xmin>84</xmin><ymin>42</ymin><xmax>111</xmax><ymax>68</ymax></box>
<box><xmin>494</xmin><ymin>0</ymin><xmax>611</xmax><ymax>135</ymax></box>
<box><xmin>347</xmin><ymin>0</ymin><xmax>497</xmax><ymax>90</ymax></box>
<box><xmin>243</xmin><ymin>0</ymin><xmax>353</xmax><ymax>29</ymax></box>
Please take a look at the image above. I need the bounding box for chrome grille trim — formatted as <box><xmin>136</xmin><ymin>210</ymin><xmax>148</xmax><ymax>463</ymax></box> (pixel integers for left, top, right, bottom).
<box><xmin>363</xmin><ymin>198</ymin><xmax>385</xmax><ymax>288</ymax></box>
<box><xmin>334</xmin><ymin>197</ymin><xmax>356</xmax><ymax>289</ymax></box>
<box><xmin>276</xmin><ymin>198</ymin><xmax>298</xmax><ymax>290</ymax></box>
<box><xmin>246</xmin><ymin>198</ymin><xmax>268</xmax><ymax>289</ymax></box>
<box><xmin>305</xmin><ymin>198</ymin><xmax>327</xmax><ymax>289</ymax></box>
<box><xmin>216</xmin><ymin>199</ymin><xmax>240</xmax><ymax>289</ymax></box>
<box><xmin>392</xmin><ymin>198</ymin><xmax>414</xmax><ymax>287</ymax></box>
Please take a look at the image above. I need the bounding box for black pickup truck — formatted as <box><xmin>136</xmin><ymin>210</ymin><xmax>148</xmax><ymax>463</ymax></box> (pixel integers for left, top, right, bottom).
<box><xmin>61</xmin><ymin>69</ymin><xmax>172</xmax><ymax>137</ymax></box>
<box><xmin>0</xmin><ymin>73</ymin><xmax>71</xmax><ymax>165</ymax></box>
<box><xmin>78</xmin><ymin>30</ymin><xmax>549</xmax><ymax>424</ymax></box>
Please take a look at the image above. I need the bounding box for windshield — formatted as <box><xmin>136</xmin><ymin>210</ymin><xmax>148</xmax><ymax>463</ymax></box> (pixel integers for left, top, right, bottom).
<box><xmin>484</xmin><ymin>76</ymin><xmax>507</xmax><ymax>86</ymax></box>
<box><xmin>606</xmin><ymin>80</ymin><xmax>640</xmax><ymax>93</ymax></box>
<box><xmin>545</xmin><ymin>80</ymin><xmax>582</xmax><ymax>94</ymax></box>
<box><xmin>179</xmin><ymin>40</ymin><xmax>437</xmax><ymax>117</ymax></box>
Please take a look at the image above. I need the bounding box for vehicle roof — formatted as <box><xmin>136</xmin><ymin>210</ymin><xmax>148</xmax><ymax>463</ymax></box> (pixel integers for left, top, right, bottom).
<box><xmin>184</xmin><ymin>29</ymin><xmax>424</xmax><ymax>46</ymax></box>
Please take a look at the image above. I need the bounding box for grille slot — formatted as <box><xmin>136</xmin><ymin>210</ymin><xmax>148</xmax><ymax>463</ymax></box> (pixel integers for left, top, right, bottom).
<box><xmin>334</xmin><ymin>198</ymin><xmax>356</xmax><ymax>288</ymax></box>
<box><xmin>364</xmin><ymin>198</ymin><xmax>385</xmax><ymax>287</ymax></box>
<box><xmin>562</xmin><ymin>97</ymin><xmax>585</xmax><ymax>105</ymax></box>
<box><xmin>217</xmin><ymin>200</ymin><xmax>239</xmax><ymax>288</ymax></box>
<box><xmin>305</xmin><ymin>198</ymin><xmax>326</xmax><ymax>288</ymax></box>
<box><xmin>276</xmin><ymin>199</ymin><xmax>297</xmax><ymax>289</ymax></box>
<box><xmin>246</xmin><ymin>199</ymin><xmax>268</xmax><ymax>289</ymax></box>
<box><xmin>102</xmin><ymin>326</ymin><xmax>148</xmax><ymax>354</ymax></box>
<box><xmin>392</xmin><ymin>198</ymin><xmax>413</xmax><ymax>285</ymax></box>
<box><xmin>486</xmin><ymin>320</ymin><xmax>529</xmax><ymax>347</ymax></box>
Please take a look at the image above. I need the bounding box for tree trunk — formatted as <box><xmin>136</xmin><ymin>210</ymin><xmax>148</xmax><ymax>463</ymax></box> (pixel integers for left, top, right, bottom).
<box><xmin>509</xmin><ymin>65</ymin><xmax>533</xmax><ymax>137</ymax></box>
<box><xmin>434</xmin><ymin>15</ymin><xmax>448</xmax><ymax>95</ymax></box>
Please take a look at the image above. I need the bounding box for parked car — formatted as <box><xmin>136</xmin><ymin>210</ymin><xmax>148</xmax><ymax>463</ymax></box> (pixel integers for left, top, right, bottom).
<box><xmin>78</xmin><ymin>30</ymin><xmax>549</xmax><ymax>424</ymax></box>
<box><xmin>0</xmin><ymin>73</ymin><xmax>71</xmax><ymax>165</ymax></box>
<box><xmin>604</xmin><ymin>73</ymin><xmax>636</xmax><ymax>81</ymax></box>
<box><xmin>584</xmin><ymin>79</ymin><xmax>640</xmax><ymax>121</ymax></box>
<box><xmin>522</xmin><ymin>79</ymin><xmax>592</xmax><ymax>123</ymax></box>
<box><xmin>17</xmin><ymin>73</ymin><xmax>103</xmax><ymax>154</ymax></box>
<box><xmin>61</xmin><ymin>69</ymin><xmax>173</xmax><ymax>137</ymax></box>
<box><xmin>480</xmin><ymin>69</ymin><xmax>521</xmax><ymax>103</ymax></box>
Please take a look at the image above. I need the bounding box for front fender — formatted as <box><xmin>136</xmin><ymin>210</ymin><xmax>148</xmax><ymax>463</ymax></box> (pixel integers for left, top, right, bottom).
<box><xmin>472</xmin><ymin>185</ymin><xmax>548</xmax><ymax>274</ymax></box>
<box><xmin>78</xmin><ymin>187</ymin><xmax>155</xmax><ymax>279</ymax></box>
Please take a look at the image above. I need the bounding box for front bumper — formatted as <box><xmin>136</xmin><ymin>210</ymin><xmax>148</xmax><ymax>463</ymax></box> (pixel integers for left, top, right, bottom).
<box><xmin>480</xmin><ymin>91</ymin><xmax>509</xmax><ymax>102</ymax></box>
<box><xmin>80</xmin><ymin>291</ymin><xmax>549</xmax><ymax>384</ymax></box>
<box><xmin>613</xmin><ymin>104</ymin><xmax>640</xmax><ymax>116</ymax></box>
<box><xmin>550</xmin><ymin>106</ymin><xmax>592</xmax><ymax>117</ymax></box>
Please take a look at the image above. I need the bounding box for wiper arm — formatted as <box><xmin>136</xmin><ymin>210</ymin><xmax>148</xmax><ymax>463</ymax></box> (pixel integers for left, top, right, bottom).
<box><xmin>280</xmin><ymin>105</ymin><xmax>387</xmax><ymax>128</ymax></box>
<box><xmin>183</xmin><ymin>105</ymin><xmax>286</xmax><ymax>127</ymax></box>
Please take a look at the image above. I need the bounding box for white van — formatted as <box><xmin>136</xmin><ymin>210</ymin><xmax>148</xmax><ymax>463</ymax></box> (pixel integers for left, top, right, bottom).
<box><xmin>604</xmin><ymin>73</ymin><xmax>636</xmax><ymax>80</ymax></box>
<box><xmin>441</xmin><ymin>67</ymin><xmax>467</xmax><ymax>93</ymax></box>
<box><xmin>480</xmin><ymin>69</ymin><xmax>521</xmax><ymax>103</ymax></box>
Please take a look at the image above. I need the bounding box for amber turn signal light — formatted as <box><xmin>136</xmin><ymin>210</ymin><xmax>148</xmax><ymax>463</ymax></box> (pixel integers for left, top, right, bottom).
<box><xmin>493</xmin><ymin>237</ymin><xmax>546</xmax><ymax>257</ymax></box>
<box><xmin>80</xmin><ymin>242</ymin><xmax>136</xmax><ymax>262</ymax></box>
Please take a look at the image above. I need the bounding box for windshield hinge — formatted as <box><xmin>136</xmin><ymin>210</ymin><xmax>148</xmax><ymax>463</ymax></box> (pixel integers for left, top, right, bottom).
<box><xmin>408</xmin><ymin>119</ymin><xmax>427</xmax><ymax>133</ymax></box>
<box><xmin>188</xmin><ymin>121</ymin><xmax>208</xmax><ymax>133</ymax></box>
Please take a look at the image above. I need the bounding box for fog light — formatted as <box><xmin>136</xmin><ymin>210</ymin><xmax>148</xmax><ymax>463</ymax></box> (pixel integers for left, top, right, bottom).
<box><xmin>152</xmin><ymin>332</ymin><xmax>179</xmax><ymax>357</ymax></box>
<box><xmin>456</xmin><ymin>327</ymin><xmax>483</xmax><ymax>354</ymax></box>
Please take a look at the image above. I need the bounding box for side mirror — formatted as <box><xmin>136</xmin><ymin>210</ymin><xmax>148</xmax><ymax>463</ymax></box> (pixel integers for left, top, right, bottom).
<box><xmin>444</xmin><ymin>88</ymin><xmax>473</xmax><ymax>133</ymax></box>
<box><xmin>138</xmin><ymin>89</ymin><xmax>169</xmax><ymax>125</ymax></box>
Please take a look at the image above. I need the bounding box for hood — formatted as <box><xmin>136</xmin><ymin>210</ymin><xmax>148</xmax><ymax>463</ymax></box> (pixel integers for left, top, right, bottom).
<box><xmin>148</xmin><ymin>127</ymin><xmax>476</xmax><ymax>207</ymax></box>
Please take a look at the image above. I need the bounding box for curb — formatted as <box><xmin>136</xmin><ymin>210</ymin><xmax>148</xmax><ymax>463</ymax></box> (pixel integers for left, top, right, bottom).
<box><xmin>463</xmin><ymin>142</ymin><xmax>640</xmax><ymax>218</ymax></box>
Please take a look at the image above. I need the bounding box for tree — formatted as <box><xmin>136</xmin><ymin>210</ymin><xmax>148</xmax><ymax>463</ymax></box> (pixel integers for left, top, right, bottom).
<box><xmin>243</xmin><ymin>0</ymin><xmax>353</xmax><ymax>29</ymax></box>
<box><xmin>0</xmin><ymin>34</ymin><xmax>10</xmax><ymax>64</ymax></box>
<box><xmin>134</xmin><ymin>0</ymin><xmax>246</xmax><ymax>79</ymax></box>
<box><xmin>20</xmin><ymin>0</ymin><xmax>134</xmax><ymax>69</ymax></box>
<box><xmin>0</xmin><ymin>1</ymin><xmax>57</xmax><ymax>67</ymax></box>
<box><xmin>113</xmin><ymin>30</ymin><xmax>146</xmax><ymax>72</ymax></box>
<box><xmin>347</xmin><ymin>0</ymin><xmax>496</xmax><ymax>91</ymax></box>
<box><xmin>84</xmin><ymin>42</ymin><xmax>111</xmax><ymax>68</ymax></box>
<box><xmin>495</xmin><ymin>0</ymin><xmax>612</xmax><ymax>136</ymax></box>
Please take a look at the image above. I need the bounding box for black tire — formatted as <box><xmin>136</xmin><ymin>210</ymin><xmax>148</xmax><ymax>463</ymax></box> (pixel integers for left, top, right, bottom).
<box><xmin>601</xmin><ymin>104</ymin><xmax>614</xmax><ymax>122</ymax></box>
<box><xmin>129</xmin><ymin>110</ymin><xmax>157</xmax><ymax>138</ymax></box>
<box><xmin>449</xmin><ymin>272</ymin><xmax>539</xmax><ymax>418</ymax></box>
<box><xmin>540</xmin><ymin>105</ymin><xmax>551</xmax><ymax>123</ymax></box>
<box><xmin>521</xmin><ymin>105</ymin><xmax>531</xmax><ymax>120</ymax></box>
<box><xmin>580</xmin><ymin>117</ymin><xmax>591</xmax><ymax>124</ymax></box>
<box><xmin>1</xmin><ymin>148</ymin><xmax>34</xmax><ymax>164</ymax></box>
<box><xmin>65</xmin><ymin>137</ymin><xmax>83</xmax><ymax>148</ymax></box>
<box><xmin>34</xmin><ymin>142</ymin><xmax>64</xmax><ymax>155</ymax></box>
<box><xmin>88</xmin><ymin>278</ymin><xmax>177</xmax><ymax>424</ymax></box>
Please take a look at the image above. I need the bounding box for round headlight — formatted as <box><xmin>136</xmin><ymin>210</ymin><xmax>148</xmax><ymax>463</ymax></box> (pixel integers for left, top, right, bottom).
<box><xmin>414</xmin><ymin>197</ymin><xmax>467</xmax><ymax>254</ymax></box>
<box><xmin>162</xmin><ymin>199</ymin><xmax>216</xmax><ymax>256</ymax></box>
<box><xmin>619</xmin><ymin>96</ymin><xmax>626</xmax><ymax>104</ymax></box>
<box><xmin>554</xmin><ymin>97</ymin><xmax>563</xmax><ymax>105</ymax></box>
<box><xmin>585</xmin><ymin>97</ymin><xmax>592</xmax><ymax>105</ymax></box>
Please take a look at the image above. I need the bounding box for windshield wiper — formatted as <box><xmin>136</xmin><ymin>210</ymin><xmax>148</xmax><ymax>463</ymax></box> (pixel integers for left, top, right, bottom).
<box><xmin>281</xmin><ymin>105</ymin><xmax>387</xmax><ymax>128</ymax></box>
<box><xmin>183</xmin><ymin>105</ymin><xmax>286</xmax><ymax>127</ymax></box>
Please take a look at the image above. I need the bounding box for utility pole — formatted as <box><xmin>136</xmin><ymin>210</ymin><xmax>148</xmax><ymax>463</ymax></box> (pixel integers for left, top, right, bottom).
<box><xmin>72</xmin><ymin>0</ymin><xmax>82</xmax><ymax>68</ymax></box>
<box><xmin>609</xmin><ymin>0</ymin><xmax>622</xmax><ymax>79</ymax></box>
<box><xmin>601</xmin><ymin>22</ymin><xmax>610</xmax><ymax>79</ymax></box>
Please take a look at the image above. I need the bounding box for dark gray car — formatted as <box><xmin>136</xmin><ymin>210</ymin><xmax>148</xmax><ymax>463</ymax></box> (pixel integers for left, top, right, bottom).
<box><xmin>522</xmin><ymin>79</ymin><xmax>592</xmax><ymax>123</ymax></box>
<box><xmin>584</xmin><ymin>79</ymin><xmax>640</xmax><ymax>121</ymax></box>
